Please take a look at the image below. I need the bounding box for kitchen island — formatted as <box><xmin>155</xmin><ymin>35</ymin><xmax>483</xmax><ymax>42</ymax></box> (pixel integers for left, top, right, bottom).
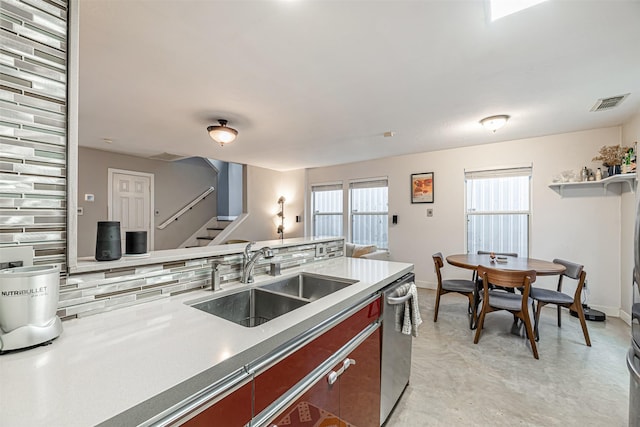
<box><xmin>0</xmin><ymin>253</ymin><xmax>412</xmax><ymax>426</ymax></box>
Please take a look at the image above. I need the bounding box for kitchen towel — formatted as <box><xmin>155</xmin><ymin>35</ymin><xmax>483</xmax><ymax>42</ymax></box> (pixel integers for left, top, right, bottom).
<box><xmin>394</xmin><ymin>282</ymin><xmax>423</xmax><ymax>337</ymax></box>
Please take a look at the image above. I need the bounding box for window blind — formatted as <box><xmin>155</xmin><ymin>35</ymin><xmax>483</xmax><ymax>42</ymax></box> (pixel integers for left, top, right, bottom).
<box><xmin>349</xmin><ymin>178</ymin><xmax>388</xmax><ymax>190</ymax></box>
<box><xmin>311</xmin><ymin>182</ymin><xmax>343</xmax><ymax>192</ymax></box>
<box><xmin>464</xmin><ymin>166</ymin><xmax>532</xmax><ymax>180</ymax></box>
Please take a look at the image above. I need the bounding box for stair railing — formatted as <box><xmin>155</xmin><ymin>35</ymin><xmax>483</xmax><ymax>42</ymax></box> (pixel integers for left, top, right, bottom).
<box><xmin>157</xmin><ymin>186</ymin><xmax>215</xmax><ymax>230</ymax></box>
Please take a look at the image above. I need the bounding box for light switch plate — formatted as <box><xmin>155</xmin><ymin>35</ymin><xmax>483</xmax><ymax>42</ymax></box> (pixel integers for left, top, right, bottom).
<box><xmin>315</xmin><ymin>244</ymin><xmax>326</xmax><ymax>257</ymax></box>
<box><xmin>84</xmin><ymin>194</ymin><xmax>95</xmax><ymax>202</ymax></box>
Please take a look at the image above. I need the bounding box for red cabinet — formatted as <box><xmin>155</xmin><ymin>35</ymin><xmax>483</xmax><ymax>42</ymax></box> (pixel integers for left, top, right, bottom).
<box><xmin>175</xmin><ymin>297</ymin><xmax>382</xmax><ymax>427</ymax></box>
<box><xmin>269</xmin><ymin>328</ymin><xmax>381</xmax><ymax>427</ymax></box>
<box><xmin>339</xmin><ymin>328</ymin><xmax>381</xmax><ymax>426</ymax></box>
<box><xmin>179</xmin><ymin>378</ymin><xmax>252</xmax><ymax>427</ymax></box>
<box><xmin>254</xmin><ymin>299</ymin><xmax>381</xmax><ymax>416</ymax></box>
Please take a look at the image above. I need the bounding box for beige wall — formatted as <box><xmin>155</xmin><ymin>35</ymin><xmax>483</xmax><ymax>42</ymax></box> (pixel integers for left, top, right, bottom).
<box><xmin>77</xmin><ymin>148</ymin><xmax>217</xmax><ymax>256</ymax></box>
<box><xmin>621</xmin><ymin>111</ymin><xmax>640</xmax><ymax>322</ymax></box>
<box><xmin>228</xmin><ymin>166</ymin><xmax>305</xmax><ymax>242</ymax></box>
<box><xmin>308</xmin><ymin>126</ymin><xmax>628</xmax><ymax>314</ymax></box>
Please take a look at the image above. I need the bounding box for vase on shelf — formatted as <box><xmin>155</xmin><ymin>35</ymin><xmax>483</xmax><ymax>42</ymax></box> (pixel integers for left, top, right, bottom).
<box><xmin>607</xmin><ymin>165</ymin><xmax>621</xmax><ymax>176</ymax></box>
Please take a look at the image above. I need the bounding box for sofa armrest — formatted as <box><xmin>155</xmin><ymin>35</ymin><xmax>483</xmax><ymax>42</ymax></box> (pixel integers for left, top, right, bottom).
<box><xmin>360</xmin><ymin>250</ymin><xmax>390</xmax><ymax>261</ymax></box>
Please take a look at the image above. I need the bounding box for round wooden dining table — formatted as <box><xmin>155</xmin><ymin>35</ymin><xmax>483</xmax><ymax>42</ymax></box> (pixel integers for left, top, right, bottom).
<box><xmin>446</xmin><ymin>253</ymin><xmax>565</xmax><ymax>331</ymax></box>
<box><xmin>445</xmin><ymin>253</ymin><xmax>566</xmax><ymax>276</ymax></box>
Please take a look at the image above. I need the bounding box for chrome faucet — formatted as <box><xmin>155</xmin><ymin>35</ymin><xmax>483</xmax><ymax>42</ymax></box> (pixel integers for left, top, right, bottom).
<box><xmin>241</xmin><ymin>242</ymin><xmax>274</xmax><ymax>284</ymax></box>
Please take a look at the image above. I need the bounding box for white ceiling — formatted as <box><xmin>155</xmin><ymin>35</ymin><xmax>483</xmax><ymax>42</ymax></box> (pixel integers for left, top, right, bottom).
<box><xmin>78</xmin><ymin>0</ymin><xmax>640</xmax><ymax>172</ymax></box>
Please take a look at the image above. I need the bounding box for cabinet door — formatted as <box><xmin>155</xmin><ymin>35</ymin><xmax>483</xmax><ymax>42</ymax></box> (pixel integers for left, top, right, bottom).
<box><xmin>266</xmin><ymin>326</ymin><xmax>381</xmax><ymax>427</ymax></box>
<box><xmin>180</xmin><ymin>381</ymin><xmax>252</xmax><ymax>427</ymax></box>
<box><xmin>339</xmin><ymin>328</ymin><xmax>381</xmax><ymax>427</ymax></box>
<box><xmin>254</xmin><ymin>299</ymin><xmax>381</xmax><ymax>415</ymax></box>
<box><xmin>269</xmin><ymin>370</ymin><xmax>341</xmax><ymax>427</ymax></box>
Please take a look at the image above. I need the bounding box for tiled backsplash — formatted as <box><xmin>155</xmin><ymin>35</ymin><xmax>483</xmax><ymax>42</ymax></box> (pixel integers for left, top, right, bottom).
<box><xmin>0</xmin><ymin>0</ymin><xmax>69</xmax><ymax>269</ymax></box>
<box><xmin>59</xmin><ymin>239</ymin><xmax>344</xmax><ymax>320</ymax></box>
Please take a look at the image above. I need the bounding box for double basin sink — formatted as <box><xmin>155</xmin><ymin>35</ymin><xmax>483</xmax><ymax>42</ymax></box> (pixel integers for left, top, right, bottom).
<box><xmin>190</xmin><ymin>273</ymin><xmax>358</xmax><ymax>328</ymax></box>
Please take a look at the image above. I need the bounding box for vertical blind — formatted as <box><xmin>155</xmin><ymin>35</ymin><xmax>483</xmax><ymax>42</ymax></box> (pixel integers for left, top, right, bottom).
<box><xmin>465</xmin><ymin>167</ymin><xmax>532</xmax><ymax>257</ymax></box>
<box><xmin>350</xmin><ymin>178</ymin><xmax>388</xmax><ymax>249</ymax></box>
<box><xmin>311</xmin><ymin>182</ymin><xmax>343</xmax><ymax>238</ymax></box>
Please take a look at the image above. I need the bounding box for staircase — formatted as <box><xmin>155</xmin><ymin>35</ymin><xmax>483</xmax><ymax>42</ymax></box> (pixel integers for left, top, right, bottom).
<box><xmin>186</xmin><ymin>220</ymin><xmax>232</xmax><ymax>248</ymax></box>
<box><xmin>194</xmin><ymin>221</ymin><xmax>233</xmax><ymax>246</ymax></box>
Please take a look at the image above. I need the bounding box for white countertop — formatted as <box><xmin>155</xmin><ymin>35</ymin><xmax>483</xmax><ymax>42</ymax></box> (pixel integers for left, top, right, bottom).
<box><xmin>71</xmin><ymin>237</ymin><xmax>341</xmax><ymax>274</ymax></box>
<box><xmin>0</xmin><ymin>257</ymin><xmax>413</xmax><ymax>427</ymax></box>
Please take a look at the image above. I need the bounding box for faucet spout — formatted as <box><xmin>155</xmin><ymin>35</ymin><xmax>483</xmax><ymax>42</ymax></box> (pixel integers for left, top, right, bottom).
<box><xmin>241</xmin><ymin>246</ymin><xmax>274</xmax><ymax>284</ymax></box>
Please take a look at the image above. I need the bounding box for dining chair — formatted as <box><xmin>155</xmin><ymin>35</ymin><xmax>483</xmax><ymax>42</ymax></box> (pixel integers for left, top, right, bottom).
<box><xmin>474</xmin><ymin>265</ymin><xmax>539</xmax><ymax>359</ymax></box>
<box><xmin>433</xmin><ymin>253</ymin><xmax>478</xmax><ymax>329</ymax></box>
<box><xmin>474</xmin><ymin>251</ymin><xmax>519</xmax><ymax>292</ymax></box>
<box><xmin>530</xmin><ymin>259</ymin><xmax>591</xmax><ymax>346</ymax></box>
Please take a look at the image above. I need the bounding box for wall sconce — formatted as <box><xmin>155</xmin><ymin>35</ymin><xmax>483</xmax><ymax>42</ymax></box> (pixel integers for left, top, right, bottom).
<box><xmin>277</xmin><ymin>196</ymin><xmax>285</xmax><ymax>241</ymax></box>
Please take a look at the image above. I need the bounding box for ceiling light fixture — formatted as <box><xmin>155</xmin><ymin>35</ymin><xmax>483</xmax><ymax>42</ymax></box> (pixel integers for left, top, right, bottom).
<box><xmin>207</xmin><ymin>119</ymin><xmax>238</xmax><ymax>146</ymax></box>
<box><xmin>479</xmin><ymin>115</ymin><xmax>510</xmax><ymax>132</ymax></box>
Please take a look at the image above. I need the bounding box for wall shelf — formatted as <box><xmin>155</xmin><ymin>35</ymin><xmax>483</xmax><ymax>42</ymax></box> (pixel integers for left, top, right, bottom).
<box><xmin>548</xmin><ymin>173</ymin><xmax>636</xmax><ymax>196</ymax></box>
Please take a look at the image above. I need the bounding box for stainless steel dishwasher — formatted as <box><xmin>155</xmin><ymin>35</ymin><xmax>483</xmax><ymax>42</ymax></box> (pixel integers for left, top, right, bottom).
<box><xmin>380</xmin><ymin>272</ymin><xmax>415</xmax><ymax>425</ymax></box>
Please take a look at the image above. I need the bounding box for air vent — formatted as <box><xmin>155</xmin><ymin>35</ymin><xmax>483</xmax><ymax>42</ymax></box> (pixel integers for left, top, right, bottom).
<box><xmin>590</xmin><ymin>94</ymin><xmax>629</xmax><ymax>112</ymax></box>
<box><xmin>148</xmin><ymin>152</ymin><xmax>187</xmax><ymax>162</ymax></box>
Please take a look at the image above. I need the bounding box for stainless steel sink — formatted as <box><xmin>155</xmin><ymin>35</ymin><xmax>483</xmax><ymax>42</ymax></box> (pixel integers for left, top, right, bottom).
<box><xmin>258</xmin><ymin>273</ymin><xmax>358</xmax><ymax>301</ymax></box>
<box><xmin>191</xmin><ymin>288</ymin><xmax>309</xmax><ymax>327</ymax></box>
<box><xmin>190</xmin><ymin>273</ymin><xmax>358</xmax><ymax>328</ymax></box>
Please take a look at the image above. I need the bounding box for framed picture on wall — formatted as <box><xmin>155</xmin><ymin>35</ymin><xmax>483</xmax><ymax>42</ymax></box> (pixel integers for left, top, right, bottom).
<box><xmin>411</xmin><ymin>172</ymin><xmax>434</xmax><ymax>203</ymax></box>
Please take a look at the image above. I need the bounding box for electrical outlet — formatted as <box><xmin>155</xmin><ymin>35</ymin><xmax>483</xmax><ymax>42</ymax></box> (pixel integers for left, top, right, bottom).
<box><xmin>426</xmin><ymin>208</ymin><xmax>433</xmax><ymax>217</ymax></box>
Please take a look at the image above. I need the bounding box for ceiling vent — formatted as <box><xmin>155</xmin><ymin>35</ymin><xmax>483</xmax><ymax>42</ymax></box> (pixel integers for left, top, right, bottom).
<box><xmin>148</xmin><ymin>152</ymin><xmax>187</xmax><ymax>162</ymax></box>
<box><xmin>590</xmin><ymin>94</ymin><xmax>629</xmax><ymax>112</ymax></box>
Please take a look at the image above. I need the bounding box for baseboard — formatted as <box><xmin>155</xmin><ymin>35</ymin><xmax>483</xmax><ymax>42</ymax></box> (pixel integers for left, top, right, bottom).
<box><xmin>619</xmin><ymin>309</ymin><xmax>632</xmax><ymax>326</ymax></box>
<box><xmin>415</xmin><ymin>280</ymin><xmax>436</xmax><ymax>290</ymax></box>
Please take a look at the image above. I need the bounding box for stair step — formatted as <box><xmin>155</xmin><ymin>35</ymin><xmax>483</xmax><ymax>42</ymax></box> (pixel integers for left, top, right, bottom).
<box><xmin>197</xmin><ymin>236</ymin><xmax>214</xmax><ymax>240</ymax></box>
<box><xmin>207</xmin><ymin>227</ymin><xmax>225</xmax><ymax>231</ymax></box>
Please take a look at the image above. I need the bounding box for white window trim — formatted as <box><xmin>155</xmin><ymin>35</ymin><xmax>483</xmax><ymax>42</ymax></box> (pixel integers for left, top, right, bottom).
<box><xmin>464</xmin><ymin>165</ymin><xmax>532</xmax><ymax>256</ymax></box>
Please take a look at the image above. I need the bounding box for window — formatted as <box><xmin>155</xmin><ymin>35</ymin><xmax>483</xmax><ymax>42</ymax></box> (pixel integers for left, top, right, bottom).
<box><xmin>312</xmin><ymin>183</ymin><xmax>343</xmax><ymax>238</ymax></box>
<box><xmin>465</xmin><ymin>167</ymin><xmax>531</xmax><ymax>257</ymax></box>
<box><xmin>350</xmin><ymin>178</ymin><xmax>388</xmax><ymax>249</ymax></box>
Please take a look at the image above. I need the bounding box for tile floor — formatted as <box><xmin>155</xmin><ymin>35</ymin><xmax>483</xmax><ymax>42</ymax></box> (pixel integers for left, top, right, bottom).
<box><xmin>385</xmin><ymin>289</ymin><xmax>631</xmax><ymax>426</ymax></box>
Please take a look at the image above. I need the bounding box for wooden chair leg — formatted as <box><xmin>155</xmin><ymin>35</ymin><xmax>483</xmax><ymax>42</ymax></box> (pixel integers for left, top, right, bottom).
<box><xmin>473</xmin><ymin>308</ymin><xmax>487</xmax><ymax>344</ymax></box>
<box><xmin>572</xmin><ymin>303</ymin><xmax>592</xmax><ymax>347</ymax></box>
<box><xmin>467</xmin><ymin>293</ymin><xmax>476</xmax><ymax>329</ymax></box>
<box><xmin>434</xmin><ymin>290</ymin><xmax>442</xmax><ymax>322</ymax></box>
<box><xmin>522</xmin><ymin>313</ymin><xmax>539</xmax><ymax>359</ymax></box>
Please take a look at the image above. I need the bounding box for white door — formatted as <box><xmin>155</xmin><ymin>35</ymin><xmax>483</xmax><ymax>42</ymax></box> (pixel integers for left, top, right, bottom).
<box><xmin>108</xmin><ymin>169</ymin><xmax>154</xmax><ymax>252</ymax></box>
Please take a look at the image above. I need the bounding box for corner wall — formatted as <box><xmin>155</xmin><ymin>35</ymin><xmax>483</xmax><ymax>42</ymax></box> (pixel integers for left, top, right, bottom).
<box><xmin>229</xmin><ymin>165</ymin><xmax>305</xmax><ymax>242</ymax></box>
<box><xmin>621</xmin><ymin>111</ymin><xmax>640</xmax><ymax>323</ymax></box>
<box><xmin>308</xmin><ymin>127</ymin><xmax>625</xmax><ymax>314</ymax></box>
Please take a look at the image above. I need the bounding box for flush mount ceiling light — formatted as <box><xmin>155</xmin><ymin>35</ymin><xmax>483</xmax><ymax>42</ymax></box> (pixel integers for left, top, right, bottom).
<box><xmin>479</xmin><ymin>115</ymin><xmax>510</xmax><ymax>132</ymax></box>
<box><xmin>207</xmin><ymin>119</ymin><xmax>238</xmax><ymax>146</ymax></box>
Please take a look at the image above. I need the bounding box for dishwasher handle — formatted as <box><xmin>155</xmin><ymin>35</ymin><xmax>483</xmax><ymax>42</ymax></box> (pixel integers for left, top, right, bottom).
<box><xmin>386</xmin><ymin>293</ymin><xmax>412</xmax><ymax>305</ymax></box>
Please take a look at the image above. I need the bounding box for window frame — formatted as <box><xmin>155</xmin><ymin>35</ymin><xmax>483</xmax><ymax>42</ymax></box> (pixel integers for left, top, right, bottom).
<box><xmin>311</xmin><ymin>182</ymin><xmax>344</xmax><ymax>238</ymax></box>
<box><xmin>464</xmin><ymin>166</ymin><xmax>532</xmax><ymax>257</ymax></box>
<box><xmin>349</xmin><ymin>177</ymin><xmax>389</xmax><ymax>250</ymax></box>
